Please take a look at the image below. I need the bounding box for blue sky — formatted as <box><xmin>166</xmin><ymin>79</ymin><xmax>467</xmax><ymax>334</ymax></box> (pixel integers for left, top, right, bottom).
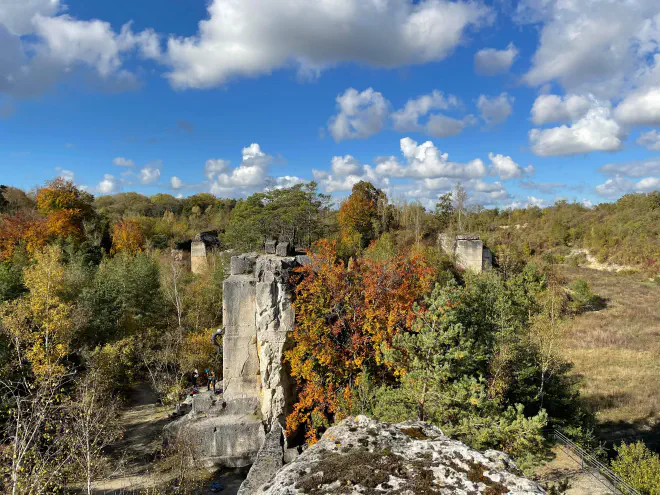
<box><xmin>2</xmin><ymin>0</ymin><xmax>660</xmax><ymax>209</ymax></box>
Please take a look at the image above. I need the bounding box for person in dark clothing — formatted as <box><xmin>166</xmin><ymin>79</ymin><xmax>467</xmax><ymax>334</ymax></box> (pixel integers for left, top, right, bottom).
<box><xmin>191</xmin><ymin>368</ymin><xmax>199</xmax><ymax>394</ymax></box>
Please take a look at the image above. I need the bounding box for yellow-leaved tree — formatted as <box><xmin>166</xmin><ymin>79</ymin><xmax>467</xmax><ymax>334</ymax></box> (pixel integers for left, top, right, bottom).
<box><xmin>0</xmin><ymin>245</ymin><xmax>76</xmax><ymax>494</ymax></box>
<box><xmin>1</xmin><ymin>245</ymin><xmax>74</xmax><ymax>378</ymax></box>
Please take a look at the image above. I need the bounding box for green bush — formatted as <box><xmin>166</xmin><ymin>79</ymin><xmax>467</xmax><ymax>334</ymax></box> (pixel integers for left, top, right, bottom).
<box><xmin>611</xmin><ymin>441</ymin><xmax>660</xmax><ymax>495</ymax></box>
<box><xmin>569</xmin><ymin>279</ymin><xmax>598</xmax><ymax>313</ymax></box>
<box><xmin>0</xmin><ymin>262</ymin><xmax>25</xmax><ymax>302</ymax></box>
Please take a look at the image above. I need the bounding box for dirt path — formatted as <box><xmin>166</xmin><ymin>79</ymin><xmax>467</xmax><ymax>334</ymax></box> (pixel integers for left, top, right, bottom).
<box><xmin>537</xmin><ymin>447</ymin><xmax>616</xmax><ymax>495</ymax></box>
<box><xmin>89</xmin><ymin>382</ymin><xmax>174</xmax><ymax>493</ymax></box>
<box><xmin>86</xmin><ymin>384</ymin><xmax>247</xmax><ymax>494</ymax></box>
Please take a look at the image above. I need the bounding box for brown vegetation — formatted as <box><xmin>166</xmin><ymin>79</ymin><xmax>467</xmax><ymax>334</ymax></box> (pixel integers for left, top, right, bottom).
<box><xmin>558</xmin><ymin>266</ymin><xmax>660</xmax><ymax>440</ymax></box>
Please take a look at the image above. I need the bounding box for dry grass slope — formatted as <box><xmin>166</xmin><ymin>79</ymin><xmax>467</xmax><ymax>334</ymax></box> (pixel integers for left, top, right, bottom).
<box><xmin>559</xmin><ymin>266</ymin><xmax>660</xmax><ymax>446</ymax></box>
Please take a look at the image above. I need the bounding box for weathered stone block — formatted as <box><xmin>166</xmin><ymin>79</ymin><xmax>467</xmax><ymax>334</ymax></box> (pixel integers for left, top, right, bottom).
<box><xmin>167</xmin><ymin>253</ymin><xmax>301</xmax><ymax>470</ymax></box>
<box><xmin>265</xmin><ymin>239</ymin><xmax>277</xmax><ymax>254</ymax></box>
<box><xmin>439</xmin><ymin>234</ymin><xmax>490</xmax><ymax>273</ymax></box>
<box><xmin>295</xmin><ymin>254</ymin><xmax>311</xmax><ymax>266</ymax></box>
<box><xmin>191</xmin><ymin>241</ymin><xmax>208</xmax><ymax>274</ymax></box>
<box><xmin>250</xmin><ymin>416</ymin><xmax>545</xmax><ymax>494</ymax></box>
<box><xmin>275</xmin><ymin>241</ymin><xmax>294</xmax><ymax>257</ymax></box>
<box><xmin>223</xmin><ymin>275</ymin><xmax>260</xmax><ymax>400</ymax></box>
<box><xmin>238</xmin><ymin>423</ymin><xmax>284</xmax><ymax>495</ymax></box>
<box><xmin>231</xmin><ymin>254</ymin><xmax>258</xmax><ymax>275</ymax></box>
<box><xmin>456</xmin><ymin>238</ymin><xmax>484</xmax><ymax>271</ymax></box>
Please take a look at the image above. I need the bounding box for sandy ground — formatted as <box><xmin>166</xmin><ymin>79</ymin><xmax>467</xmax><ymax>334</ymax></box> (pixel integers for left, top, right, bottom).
<box><xmin>536</xmin><ymin>447</ymin><xmax>616</xmax><ymax>495</ymax></box>
<box><xmin>83</xmin><ymin>383</ymin><xmax>247</xmax><ymax>494</ymax></box>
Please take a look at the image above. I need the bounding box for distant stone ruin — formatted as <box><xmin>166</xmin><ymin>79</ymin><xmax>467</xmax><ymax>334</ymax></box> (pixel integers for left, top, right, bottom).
<box><xmin>165</xmin><ymin>241</ymin><xmax>307</xmax><ymax>467</ymax></box>
<box><xmin>439</xmin><ymin>233</ymin><xmax>492</xmax><ymax>272</ymax></box>
<box><xmin>191</xmin><ymin>235</ymin><xmax>208</xmax><ymax>274</ymax></box>
<box><xmin>170</xmin><ymin>231</ymin><xmax>221</xmax><ymax>275</ymax></box>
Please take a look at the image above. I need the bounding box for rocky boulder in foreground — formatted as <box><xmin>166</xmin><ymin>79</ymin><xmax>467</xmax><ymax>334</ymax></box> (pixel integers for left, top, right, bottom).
<box><xmin>249</xmin><ymin>416</ymin><xmax>545</xmax><ymax>494</ymax></box>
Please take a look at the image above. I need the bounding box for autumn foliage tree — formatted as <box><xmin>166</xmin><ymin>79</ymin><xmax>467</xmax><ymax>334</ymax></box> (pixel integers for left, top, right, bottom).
<box><xmin>338</xmin><ymin>181</ymin><xmax>390</xmax><ymax>250</ymax></box>
<box><xmin>1</xmin><ymin>245</ymin><xmax>75</xmax><ymax>378</ymax></box>
<box><xmin>0</xmin><ymin>213</ymin><xmax>49</xmax><ymax>261</ymax></box>
<box><xmin>285</xmin><ymin>239</ymin><xmax>436</xmax><ymax>442</ymax></box>
<box><xmin>36</xmin><ymin>178</ymin><xmax>95</xmax><ymax>240</ymax></box>
<box><xmin>110</xmin><ymin>218</ymin><xmax>145</xmax><ymax>255</ymax></box>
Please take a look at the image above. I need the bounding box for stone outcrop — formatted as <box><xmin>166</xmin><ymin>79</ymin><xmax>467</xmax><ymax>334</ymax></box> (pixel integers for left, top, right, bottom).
<box><xmin>247</xmin><ymin>416</ymin><xmax>545</xmax><ymax>494</ymax></box>
<box><xmin>191</xmin><ymin>234</ymin><xmax>208</xmax><ymax>274</ymax></box>
<box><xmin>224</xmin><ymin>252</ymin><xmax>299</xmax><ymax>426</ymax></box>
<box><xmin>439</xmin><ymin>234</ymin><xmax>492</xmax><ymax>272</ymax></box>
<box><xmin>238</xmin><ymin>422</ymin><xmax>284</xmax><ymax>495</ymax></box>
<box><xmin>165</xmin><ymin>248</ymin><xmax>302</xmax><ymax>467</ymax></box>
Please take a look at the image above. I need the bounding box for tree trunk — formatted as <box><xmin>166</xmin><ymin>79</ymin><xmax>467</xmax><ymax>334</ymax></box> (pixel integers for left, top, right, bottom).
<box><xmin>418</xmin><ymin>382</ymin><xmax>427</xmax><ymax>422</ymax></box>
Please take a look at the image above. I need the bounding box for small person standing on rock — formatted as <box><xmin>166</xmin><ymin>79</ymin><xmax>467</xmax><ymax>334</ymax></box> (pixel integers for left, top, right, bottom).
<box><xmin>191</xmin><ymin>368</ymin><xmax>199</xmax><ymax>394</ymax></box>
<box><xmin>207</xmin><ymin>369</ymin><xmax>216</xmax><ymax>393</ymax></box>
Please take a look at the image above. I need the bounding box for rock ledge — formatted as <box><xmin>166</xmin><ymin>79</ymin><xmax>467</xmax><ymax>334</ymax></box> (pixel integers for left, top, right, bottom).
<box><xmin>250</xmin><ymin>416</ymin><xmax>545</xmax><ymax>494</ymax></box>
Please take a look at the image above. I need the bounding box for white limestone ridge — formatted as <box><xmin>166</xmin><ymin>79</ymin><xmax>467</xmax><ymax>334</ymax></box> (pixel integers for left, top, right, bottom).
<box><xmin>245</xmin><ymin>415</ymin><xmax>545</xmax><ymax>494</ymax></box>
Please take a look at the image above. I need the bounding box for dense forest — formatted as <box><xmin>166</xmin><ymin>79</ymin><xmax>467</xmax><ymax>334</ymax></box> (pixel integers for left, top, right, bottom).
<box><xmin>1</xmin><ymin>178</ymin><xmax>659</xmax><ymax>494</ymax></box>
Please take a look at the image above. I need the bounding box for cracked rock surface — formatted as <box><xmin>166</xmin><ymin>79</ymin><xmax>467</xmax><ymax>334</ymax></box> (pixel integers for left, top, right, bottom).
<box><xmin>254</xmin><ymin>416</ymin><xmax>545</xmax><ymax>494</ymax></box>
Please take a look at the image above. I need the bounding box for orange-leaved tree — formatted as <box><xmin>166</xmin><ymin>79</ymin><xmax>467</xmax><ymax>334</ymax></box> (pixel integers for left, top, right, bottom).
<box><xmin>111</xmin><ymin>218</ymin><xmax>145</xmax><ymax>255</ymax></box>
<box><xmin>285</xmin><ymin>239</ymin><xmax>436</xmax><ymax>443</ymax></box>
<box><xmin>36</xmin><ymin>177</ymin><xmax>94</xmax><ymax>240</ymax></box>
<box><xmin>338</xmin><ymin>181</ymin><xmax>389</xmax><ymax>250</ymax></box>
<box><xmin>0</xmin><ymin>213</ymin><xmax>49</xmax><ymax>261</ymax></box>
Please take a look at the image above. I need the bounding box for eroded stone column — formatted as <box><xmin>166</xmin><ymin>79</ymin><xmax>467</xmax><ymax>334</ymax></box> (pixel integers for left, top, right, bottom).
<box><xmin>255</xmin><ymin>256</ymin><xmax>297</xmax><ymax>427</ymax></box>
<box><xmin>191</xmin><ymin>238</ymin><xmax>208</xmax><ymax>274</ymax></box>
<box><xmin>223</xmin><ymin>254</ymin><xmax>261</xmax><ymax>400</ymax></box>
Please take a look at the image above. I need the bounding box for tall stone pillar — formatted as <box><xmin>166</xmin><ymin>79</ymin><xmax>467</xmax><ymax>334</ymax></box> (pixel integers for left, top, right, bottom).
<box><xmin>255</xmin><ymin>256</ymin><xmax>297</xmax><ymax>426</ymax></box>
<box><xmin>223</xmin><ymin>254</ymin><xmax>260</xmax><ymax>400</ymax></box>
<box><xmin>165</xmin><ymin>249</ymin><xmax>304</xmax><ymax>468</ymax></box>
<box><xmin>191</xmin><ymin>236</ymin><xmax>208</xmax><ymax>275</ymax></box>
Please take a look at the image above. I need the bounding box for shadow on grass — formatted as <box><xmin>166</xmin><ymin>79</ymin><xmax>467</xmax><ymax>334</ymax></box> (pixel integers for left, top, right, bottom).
<box><xmin>597</xmin><ymin>417</ymin><xmax>660</xmax><ymax>454</ymax></box>
<box><xmin>583</xmin><ymin>390</ymin><xmax>631</xmax><ymax>412</ymax></box>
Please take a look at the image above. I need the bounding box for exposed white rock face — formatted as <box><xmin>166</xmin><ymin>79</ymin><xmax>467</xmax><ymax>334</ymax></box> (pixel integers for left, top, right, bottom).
<box><xmin>254</xmin><ymin>256</ymin><xmax>298</xmax><ymax>427</ymax></box>
<box><xmin>253</xmin><ymin>416</ymin><xmax>545</xmax><ymax>494</ymax></box>
<box><xmin>165</xmin><ymin>252</ymin><xmax>301</xmax><ymax>468</ymax></box>
<box><xmin>223</xmin><ymin>253</ymin><xmax>299</xmax><ymax>426</ymax></box>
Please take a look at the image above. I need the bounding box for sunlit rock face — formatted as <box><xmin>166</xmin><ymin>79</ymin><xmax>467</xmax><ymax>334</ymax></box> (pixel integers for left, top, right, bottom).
<box><xmin>224</xmin><ymin>252</ymin><xmax>299</xmax><ymax>427</ymax></box>
<box><xmin>165</xmin><ymin>248</ymin><xmax>302</xmax><ymax>468</ymax></box>
<box><xmin>250</xmin><ymin>416</ymin><xmax>545</xmax><ymax>495</ymax></box>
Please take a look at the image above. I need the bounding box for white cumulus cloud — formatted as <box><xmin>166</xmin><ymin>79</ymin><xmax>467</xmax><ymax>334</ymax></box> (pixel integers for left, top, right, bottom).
<box><xmin>328</xmin><ymin>88</ymin><xmax>389</xmax><ymax>142</ymax></box>
<box><xmin>615</xmin><ymin>87</ymin><xmax>660</xmax><ymax>126</ymax></box>
<box><xmin>0</xmin><ymin>3</ymin><xmax>160</xmax><ymax>98</ymax></box>
<box><xmin>391</xmin><ymin>90</ymin><xmax>460</xmax><ymax>132</ymax></box>
<box><xmin>96</xmin><ymin>173</ymin><xmax>120</xmax><ymax>194</ymax></box>
<box><xmin>374</xmin><ymin>137</ymin><xmax>488</xmax><ymax>180</ymax></box>
<box><xmin>331</xmin><ymin>156</ymin><xmax>362</xmax><ymax>177</ymax></box>
<box><xmin>637</xmin><ymin>130</ymin><xmax>660</xmax><ymax>150</ymax></box>
<box><xmin>488</xmin><ymin>153</ymin><xmax>533</xmax><ymax>180</ymax></box>
<box><xmin>204</xmin><ymin>159</ymin><xmax>230</xmax><ymax>180</ymax></box>
<box><xmin>57</xmin><ymin>168</ymin><xmax>74</xmax><ymax>181</ymax></box>
<box><xmin>474</xmin><ymin>43</ymin><xmax>518</xmax><ymax>76</ymax></box>
<box><xmin>477</xmin><ymin>93</ymin><xmax>514</xmax><ymax>125</ymax></box>
<box><xmin>0</xmin><ymin>0</ymin><xmax>62</xmax><ymax>36</ymax></box>
<box><xmin>139</xmin><ymin>166</ymin><xmax>161</xmax><ymax>184</ymax></box>
<box><xmin>113</xmin><ymin>157</ymin><xmax>135</xmax><ymax>167</ymax></box>
<box><xmin>529</xmin><ymin>104</ymin><xmax>625</xmax><ymax>156</ymax></box>
<box><xmin>163</xmin><ymin>0</ymin><xmax>491</xmax><ymax>89</ymax></box>
<box><xmin>599</xmin><ymin>158</ymin><xmax>660</xmax><ymax>177</ymax></box>
<box><xmin>208</xmin><ymin>143</ymin><xmax>275</xmax><ymax>195</ymax></box>
<box><xmin>594</xmin><ymin>175</ymin><xmax>660</xmax><ymax>198</ymax></box>
<box><xmin>170</xmin><ymin>176</ymin><xmax>184</xmax><ymax>189</ymax></box>
<box><xmin>518</xmin><ymin>0</ymin><xmax>660</xmax><ymax>99</ymax></box>
<box><xmin>531</xmin><ymin>94</ymin><xmax>593</xmax><ymax>125</ymax></box>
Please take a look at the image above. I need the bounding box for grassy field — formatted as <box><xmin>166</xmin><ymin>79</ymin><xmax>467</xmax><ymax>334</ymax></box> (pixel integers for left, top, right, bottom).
<box><xmin>558</xmin><ymin>265</ymin><xmax>660</xmax><ymax>447</ymax></box>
